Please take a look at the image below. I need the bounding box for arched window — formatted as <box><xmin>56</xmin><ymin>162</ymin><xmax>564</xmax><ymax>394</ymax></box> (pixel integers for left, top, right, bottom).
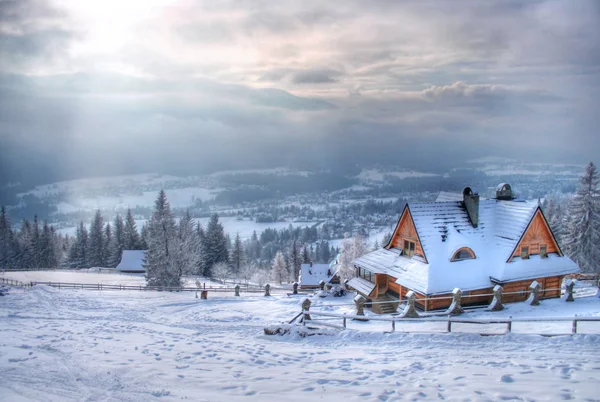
<box><xmin>451</xmin><ymin>247</ymin><xmax>476</xmax><ymax>261</ymax></box>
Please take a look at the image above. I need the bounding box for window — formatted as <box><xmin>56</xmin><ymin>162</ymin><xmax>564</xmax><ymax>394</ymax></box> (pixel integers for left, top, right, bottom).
<box><xmin>451</xmin><ymin>247</ymin><xmax>476</xmax><ymax>261</ymax></box>
<box><xmin>540</xmin><ymin>245</ymin><xmax>547</xmax><ymax>258</ymax></box>
<box><xmin>403</xmin><ymin>240</ymin><xmax>415</xmax><ymax>257</ymax></box>
<box><xmin>521</xmin><ymin>246</ymin><xmax>529</xmax><ymax>259</ymax></box>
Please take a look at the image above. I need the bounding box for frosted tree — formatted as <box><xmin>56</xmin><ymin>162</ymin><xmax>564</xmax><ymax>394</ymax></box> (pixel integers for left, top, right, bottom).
<box><xmin>271</xmin><ymin>251</ymin><xmax>287</xmax><ymax>284</ymax></box>
<box><xmin>288</xmin><ymin>240</ymin><xmax>302</xmax><ymax>282</ymax></box>
<box><xmin>123</xmin><ymin>208</ymin><xmax>142</xmax><ymax>250</ymax></box>
<box><xmin>202</xmin><ymin>214</ymin><xmax>229</xmax><ymax>277</ymax></box>
<box><xmin>231</xmin><ymin>232</ymin><xmax>244</xmax><ymax>276</ymax></box>
<box><xmin>177</xmin><ymin>209</ymin><xmax>202</xmax><ymax>276</ymax></box>
<box><xmin>103</xmin><ymin>222</ymin><xmax>112</xmax><ymax>266</ymax></box>
<box><xmin>88</xmin><ymin>210</ymin><xmax>105</xmax><ymax>267</ymax></box>
<box><xmin>144</xmin><ymin>190</ymin><xmax>182</xmax><ymax>287</ymax></box>
<box><xmin>212</xmin><ymin>261</ymin><xmax>231</xmax><ymax>283</ymax></box>
<box><xmin>301</xmin><ymin>244</ymin><xmax>310</xmax><ymax>264</ymax></box>
<box><xmin>108</xmin><ymin>214</ymin><xmax>125</xmax><ymax>267</ymax></box>
<box><xmin>563</xmin><ymin>162</ymin><xmax>600</xmax><ymax>273</ymax></box>
<box><xmin>337</xmin><ymin>234</ymin><xmax>368</xmax><ymax>282</ymax></box>
<box><xmin>68</xmin><ymin>221</ymin><xmax>89</xmax><ymax>268</ymax></box>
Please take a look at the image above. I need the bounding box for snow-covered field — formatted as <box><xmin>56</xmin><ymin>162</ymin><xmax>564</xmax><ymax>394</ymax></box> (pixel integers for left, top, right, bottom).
<box><xmin>1</xmin><ymin>281</ymin><xmax>600</xmax><ymax>401</ymax></box>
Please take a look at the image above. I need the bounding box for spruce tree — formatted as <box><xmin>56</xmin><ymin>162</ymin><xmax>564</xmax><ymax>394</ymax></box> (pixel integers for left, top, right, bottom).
<box><xmin>88</xmin><ymin>210</ymin><xmax>105</xmax><ymax>267</ymax></box>
<box><xmin>231</xmin><ymin>232</ymin><xmax>244</xmax><ymax>275</ymax></box>
<box><xmin>177</xmin><ymin>209</ymin><xmax>202</xmax><ymax>276</ymax></box>
<box><xmin>202</xmin><ymin>214</ymin><xmax>229</xmax><ymax>277</ymax></box>
<box><xmin>123</xmin><ymin>208</ymin><xmax>142</xmax><ymax>250</ymax></box>
<box><xmin>68</xmin><ymin>221</ymin><xmax>89</xmax><ymax>268</ymax></box>
<box><xmin>563</xmin><ymin>162</ymin><xmax>600</xmax><ymax>273</ymax></box>
<box><xmin>288</xmin><ymin>240</ymin><xmax>302</xmax><ymax>282</ymax></box>
<box><xmin>108</xmin><ymin>214</ymin><xmax>125</xmax><ymax>267</ymax></box>
<box><xmin>301</xmin><ymin>244</ymin><xmax>310</xmax><ymax>264</ymax></box>
<box><xmin>0</xmin><ymin>206</ymin><xmax>15</xmax><ymax>268</ymax></box>
<box><xmin>144</xmin><ymin>190</ymin><xmax>182</xmax><ymax>287</ymax></box>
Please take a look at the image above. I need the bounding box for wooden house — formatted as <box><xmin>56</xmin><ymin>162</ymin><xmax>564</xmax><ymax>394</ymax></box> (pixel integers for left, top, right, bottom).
<box><xmin>349</xmin><ymin>184</ymin><xmax>580</xmax><ymax>313</ymax></box>
<box><xmin>299</xmin><ymin>256</ymin><xmax>341</xmax><ymax>289</ymax></box>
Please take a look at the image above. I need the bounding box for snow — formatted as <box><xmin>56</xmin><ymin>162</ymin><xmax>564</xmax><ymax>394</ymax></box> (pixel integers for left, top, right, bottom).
<box><xmin>1</xmin><ymin>283</ymin><xmax>599</xmax><ymax>401</ymax></box>
<box><xmin>299</xmin><ymin>263</ymin><xmax>336</xmax><ymax>287</ymax></box>
<box><xmin>357</xmin><ymin>168</ymin><xmax>439</xmax><ymax>183</ymax></box>
<box><xmin>115</xmin><ymin>250</ymin><xmax>146</xmax><ymax>273</ymax></box>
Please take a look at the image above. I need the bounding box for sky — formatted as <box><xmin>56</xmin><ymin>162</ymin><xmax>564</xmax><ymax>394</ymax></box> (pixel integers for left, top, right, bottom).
<box><xmin>0</xmin><ymin>0</ymin><xmax>599</xmax><ymax>185</ymax></box>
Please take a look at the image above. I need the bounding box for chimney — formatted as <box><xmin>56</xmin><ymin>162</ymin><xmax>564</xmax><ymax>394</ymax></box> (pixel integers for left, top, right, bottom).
<box><xmin>496</xmin><ymin>183</ymin><xmax>513</xmax><ymax>200</ymax></box>
<box><xmin>462</xmin><ymin>187</ymin><xmax>479</xmax><ymax>228</ymax></box>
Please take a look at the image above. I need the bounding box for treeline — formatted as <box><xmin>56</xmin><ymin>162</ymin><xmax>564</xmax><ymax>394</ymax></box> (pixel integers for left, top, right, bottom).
<box><xmin>0</xmin><ymin>207</ymin><xmax>69</xmax><ymax>269</ymax></box>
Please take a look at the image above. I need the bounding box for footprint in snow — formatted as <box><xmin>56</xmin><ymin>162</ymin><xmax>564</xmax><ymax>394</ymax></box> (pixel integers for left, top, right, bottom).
<box><xmin>500</xmin><ymin>374</ymin><xmax>515</xmax><ymax>383</ymax></box>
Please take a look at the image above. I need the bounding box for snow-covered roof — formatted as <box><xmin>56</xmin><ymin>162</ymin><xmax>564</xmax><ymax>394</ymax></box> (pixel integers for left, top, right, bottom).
<box><xmin>299</xmin><ymin>263</ymin><xmax>337</xmax><ymax>286</ymax></box>
<box><xmin>354</xmin><ymin>199</ymin><xmax>580</xmax><ymax>295</ymax></box>
<box><xmin>347</xmin><ymin>277</ymin><xmax>376</xmax><ymax>296</ymax></box>
<box><xmin>115</xmin><ymin>250</ymin><xmax>146</xmax><ymax>273</ymax></box>
<box><xmin>435</xmin><ymin>192</ymin><xmax>464</xmax><ymax>202</ymax></box>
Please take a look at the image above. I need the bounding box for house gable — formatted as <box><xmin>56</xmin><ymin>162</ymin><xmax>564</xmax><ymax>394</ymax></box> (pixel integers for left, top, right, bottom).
<box><xmin>509</xmin><ymin>207</ymin><xmax>562</xmax><ymax>262</ymax></box>
<box><xmin>386</xmin><ymin>206</ymin><xmax>428</xmax><ymax>263</ymax></box>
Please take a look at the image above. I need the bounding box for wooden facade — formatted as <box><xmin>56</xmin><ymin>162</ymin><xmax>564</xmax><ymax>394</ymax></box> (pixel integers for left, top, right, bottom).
<box><xmin>387</xmin><ymin>208</ymin><xmax>427</xmax><ymax>262</ymax></box>
<box><xmin>510</xmin><ymin>209</ymin><xmax>561</xmax><ymax>260</ymax></box>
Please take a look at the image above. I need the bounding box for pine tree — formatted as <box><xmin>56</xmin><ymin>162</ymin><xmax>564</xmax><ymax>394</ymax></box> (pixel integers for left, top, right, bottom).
<box><xmin>88</xmin><ymin>210</ymin><xmax>105</xmax><ymax>267</ymax></box>
<box><xmin>177</xmin><ymin>209</ymin><xmax>202</xmax><ymax>276</ymax></box>
<box><xmin>0</xmin><ymin>206</ymin><xmax>16</xmax><ymax>268</ymax></box>
<box><xmin>288</xmin><ymin>240</ymin><xmax>302</xmax><ymax>282</ymax></box>
<box><xmin>563</xmin><ymin>162</ymin><xmax>600</xmax><ymax>273</ymax></box>
<box><xmin>231</xmin><ymin>232</ymin><xmax>244</xmax><ymax>275</ymax></box>
<box><xmin>301</xmin><ymin>244</ymin><xmax>310</xmax><ymax>264</ymax></box>
<box><xmin>144</xmin><ymin>190</ymin><xmax>182</xmax><ymax>287</ymax></box>
<box><xmin>271</xmin><ymin>251</ymin><xmax>287</xmax><ymax>284</ymax></box>
<box><xmin>103</xmin><ymin>222</ymin><xmax>113</xmax><ymax>266</ymax></box>
<box><xmin>202</xmin><ymin>214</ymin><xmax>229</xmax><ymax>277</ymax></box>
<box><xmin>68</xmin><ymin>221</ymin><xmax>89</xmax><ymax>268</ymax></box>
<box><xmin>108</xmin><ymin>214</ymin><xmax>125</xmax><ymax>267</ymax></box>
<box><xmin>123</xmin><ymin>208</ymin><xmax>142</xmax><ymax>250</ymax></box>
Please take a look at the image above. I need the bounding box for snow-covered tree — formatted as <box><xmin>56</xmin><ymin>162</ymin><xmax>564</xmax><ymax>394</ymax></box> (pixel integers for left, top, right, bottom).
<box><xmin>68</xmin><ymin>221</ymin><xmax>89</xmax><ymax>268</ymax></box>
<box><xmin>123</xmin><ymin>208</ymin><xmax>142</xmax><ymax>250</ymax></box>
<box><xmin>88</xmin><ymin>210</ymin><xmax>105</xmax><ymax>267</ymax></box>
<box><xmin>0</xmin><ymin>206</ymin><xmax>16</xmax><ymax>268</ymax></box>
<box><xmin>563</xmin><ymin>162</ymin><xmax>600</xmax><ymax>273</ymax></box>
<box><xmin>288</xmin><ymin>240</ymin><xmax>302</xmax><ymax>282</ymax></box>
<box><xmin>108</xmin><ymin>214</ymin><xmax>125</xmax><ymax>267</ymax></box>
<box><xmin>271</xmin><ymin>251</ymin><xmax>287</xmax><ymax>284</ymax></box>
<box><xmin>337</xmin><ymin>234</ymin><xmax>368</xmax><ymax>282</ymax></box>
<box><xmin>212</xmin><ymin>261</ymin><xmax>231</xmax><ymax>283</ymax></box>
<box><xmin>144</xmin><ymin>190</ymin><xmax>182</xmax><ymax>287</ymax></box>
<box><xmin>177</xmin><ymin>209</ymin><xmax>202</xmax><ymax>276</ymax></box>
<box><xmin>231</xmin><ymin>232</ymin><xmax>244</xmax><ymax>275</ymax></box>
<box><xmin>202</xmin><ymin>214</ymin><xmax>229</xmax><ymax>277</ymax></box>
<box><xmin>301</xmin><ymin>244</ymin><xmax>310</xmax><ymax>264</ymax></box>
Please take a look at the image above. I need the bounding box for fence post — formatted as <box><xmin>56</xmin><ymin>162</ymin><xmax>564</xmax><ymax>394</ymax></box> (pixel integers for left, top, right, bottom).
<box><xmin>447</xmin><ymin>317</ymin><xmax>452</xmax><ymax>333</ymax></box>
<box><xmin>488</xmin><ymin>285</ymin><xmax>504</xmax><ymax>311</ymax></box>
<box><xmin>564</xmin><ymin>279</ymin><xmax>575</xmax><ymax>302</ymax></box>
<box><xmin>572</xmin><ymin>320</ymin><xmax>578</xmax><ymax>334</ymax></box>
<box><xmin>399</xmin><ymin>290</ymin><xmax>420</xmax><ymax>318</ymax></box>
<box><xmin>302</xmin><ymin>298</ymin><xmax>312</xmax><ymax>321</ymax></box>
<box><xmin>527</xmin><ymin>281</ymin><xmax>541</xmax><ymax>306</ymax></box>
<box><xmin>234</xmin><ymin>284</ymin><xmax>240</xmax><ymax>297</ymax></box>
<box><xmin>507</xmin><ymin>317</ymin><xmax>512</xmax><ymax>333</ymax></box>
<box><xmin>293</xmin><ymin>282</ymin><xmax>298</xmax><ymax>295</ymax></box>
<box><xmin>353</xmin><ymin>295</ymin><xmax>368</xmax><ymax>321</ymax></box>
<box><xmin>319</xmin><ymin>280</ymin><xmax>325</xmax><ymax>291</ymax></box>
<box><xmin>391</xmin><ymin>319</ymin><xmax>395</xmax><ymax>333</ymax></box>
<box><xmin>446</xmin><ymin>288</ymin><xmax>464</xmax><ymax>315</ymax></box>
<box><xmin>264</xmin><ymin>284</ymin><xmax>271</xmax><ymax>297</ymax></box>
<box><xmin>343</xmin><ymin>314</ymin><xmax>347</xmax><ymax>329</ymax></box>
<box><xmin>200</xmin><ymin>290</ymin><xmax>208</xmax><ymax>299</ymax></box>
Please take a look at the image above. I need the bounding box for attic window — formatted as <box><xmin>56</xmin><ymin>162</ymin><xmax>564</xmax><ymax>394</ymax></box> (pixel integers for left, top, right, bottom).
<box><xmin>540</xmin><ymin>245</ymin><xmax>547</xmax><ymax>258</ymax></box>
<box><xmin>403</xmin><ymin>240</ymin><xmax>415</xmax><ymax>257</ymax></box>
<box><xmin>451</xmin><ymin>247</ymin><xmax>476</xmax><ymax>261</ymax></box>
<box><xmin>521</xmin><ymin>246</ymin><xmax>529</xmax><ymax>259</ymax></box>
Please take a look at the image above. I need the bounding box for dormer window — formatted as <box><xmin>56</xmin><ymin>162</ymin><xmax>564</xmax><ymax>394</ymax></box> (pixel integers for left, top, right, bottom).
<box><xmin>521</xmin><ymin>246</ymin><xmax>529</xmax><ymax>259</ymax></box>
<box><xmin>451</xmin><ymin>247</ymin><xmax>476</xmax><ymax>261</ymax></box>
<box><xmin>403</xmin><ymin>240</ymin><xmax>415</xmax><ymax>257</ymax></box>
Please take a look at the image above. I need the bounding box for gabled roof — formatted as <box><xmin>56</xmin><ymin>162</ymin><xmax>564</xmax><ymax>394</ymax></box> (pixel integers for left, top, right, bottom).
<box><xmin>354</xmin><ymin>198</ymin><xmax>580</xmax><ymax>295</ymax></box>
<box><xmin>299</xmin><ymin>263</ymin><xmax>337</xmax><ymax>286</ymax></box>
<box><xmin>116</xmin><ymin>250</ymin><xmax>146</xmax><ymax>273</ymax></box>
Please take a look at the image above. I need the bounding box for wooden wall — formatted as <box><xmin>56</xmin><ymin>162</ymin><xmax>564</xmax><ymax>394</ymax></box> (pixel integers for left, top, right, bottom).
<box><xmin>388</xmin><ymin>209</ymin><xmax>426</xmax><ymax>261</ymax></box>
<box><xmin>511</xmin><ymin>210</ymin><xmax>560</xmax><ymax>260</ymax></box>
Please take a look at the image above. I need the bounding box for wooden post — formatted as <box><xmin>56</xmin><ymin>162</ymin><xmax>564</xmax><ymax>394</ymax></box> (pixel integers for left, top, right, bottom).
<box><xmin>353</xmin><ymin>295</ymin><xmax>368</xmax><ymax>321</ymax></box>
<box><xmin>399</xmin><ymin>290</ymin><xmax>420</xmax><ymax>318</ymax></box>
<box><xmin>488</xmin><ymin>285</ymin><xmax>504</xmax><ymax>311</ymax></box>
<box><xmin>302</xmin><ymin>298</ymin><xmax>312</xmax><ymax>321</ymax></box>
<box><xmin>201</xmin><ymin>290</ymin><xmax>208</xmax><ymax>299</ymax></box>
<box><xmin>318</xmin><ymin>280</ymin><xmax>325</xmax><ymax>291</ymax></box>
<box><xmin>507</xmin><ymin>316</ymin><xmax>512</xmax><ymax>333</ymax></box>
<box><xmin>343</xmin><ymin>314</ymin><xmax>347</xmax><ymax>329</ymax></box>
<box><xmin>527</xmin><ymin>281</ymin><xmax>541</xmax><ymax>306</ymax></box>
<box><xmin>447</xmin><ymin>319</ymin><xmax>452</xmax><ymax>333</ymax></box>
<box><xmin>446</xmin><ymin>288</ymin><xmax>464</xmax><ymax>315</ymax></box>
<box><xmin>264</xmin><ymin>284</ymin><xmax>271</xmax><ymax>297</ymax></box>
<box><xmin>564</xmin><ymin>279</ymin><xmax>575</xmax><ymax>302</ymax></box>
<box><xmin>572</xmin><ymin>320</ymin><xmax>578</xmax><ymax>334</ymax></box>
<box><xmin>234</xmin><ymin>284</ymin><xmax>240</xmax><ymax>297</ymax></box>
<box><xmin>391</xmin><ymin>319</ymin><xmax>395</xmax><ymax>333</ymax></box>
<box><xmin>293</xmin><ymin>282</ymin><xmax>298</xmax><ymax>295</ymax></box>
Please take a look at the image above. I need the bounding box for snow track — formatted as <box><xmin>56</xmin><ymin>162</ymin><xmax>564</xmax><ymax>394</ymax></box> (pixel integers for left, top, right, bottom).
<box><xmin>1</xmin><ymin>286</ymin><xmax>600</xmax><ymax>401</ymax></box>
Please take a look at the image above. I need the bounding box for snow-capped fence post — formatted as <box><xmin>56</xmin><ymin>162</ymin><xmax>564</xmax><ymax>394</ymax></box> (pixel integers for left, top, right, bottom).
<box><xmin>488</xmin><ymin>285</ymin><xmax>504</xmax><ymax>311</ymax></box>
<box><xmin>264</xmin><ymin>284</ymin><xmax>271</xmax><ymax>297</ymax></box>
<box><xmin>353</xmin><ymin>294</ymin><xmax>368</xmax><ymax>321</ymax></box>
<box><xmin>319</xmin><ymin>280</ymin><xmax>325</xmax><ymax>291</ymax></box>
<box><xmin>399</xmin><ymin>290</ymin><xmax>419</xmax><ymax>318</ymax></box>
<box><xmin>302</xmin><ymin>298</ymin><xmax>312</xmax><ymax>321</ymax></box>
<box><xmin>527</xmin><ymin>281</ymin><xmax>541</xmax><ymax>306</ymax></box>
<box><xmin>293</xmin><ymin>282</ymin><xmax>298</xmax><ymax>295</ymax></box>
<box><xmin>446</xmin><ymin>288</ymin><xmax>464</xmax><ymax>315</ymax></box>
<box><xmin>343</xmin><ymin>314</ymin><xmax>347</xmax><ymax>329</ymax></box>
<box><xmin>572</xmin><ymin>319</ymin><xmax>578</xmax><ymax>334</ymax></box>
<box><xmin>564</xmin><ymin>279</ymin><xmax>575</xmax><ymax>302</ymax></box>
<box><xmin>234</xmin><ymin>285</ymin><xmax>240</xmax><ymax>297</ymax></box>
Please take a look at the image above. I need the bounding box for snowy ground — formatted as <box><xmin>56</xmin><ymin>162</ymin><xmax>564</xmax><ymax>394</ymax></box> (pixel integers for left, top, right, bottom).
<box><xmin>1</xmin><ymin>282</ymin><xmax>600</xmax><ymax>401</ymax></box>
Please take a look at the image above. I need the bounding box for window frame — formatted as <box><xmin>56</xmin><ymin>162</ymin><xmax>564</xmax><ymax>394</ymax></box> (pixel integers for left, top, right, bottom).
<box><xmin>403</xmin><ymin>239</ymin><xmax>416</xmax><ymax>257</ymax></box>
<box><xmin>451</xmin><ymin>247</ymin><xmax>476</xmax><ymax>262</ymax></box>
<box><xmin>540</xmin><ymin>245</ymin><xmax>548</xmax><ymax>258</ymax></box>
<box><xmin>521</xmin><ymin>246</ymin><xmax>529</xmax><ymax>259</ymax></box>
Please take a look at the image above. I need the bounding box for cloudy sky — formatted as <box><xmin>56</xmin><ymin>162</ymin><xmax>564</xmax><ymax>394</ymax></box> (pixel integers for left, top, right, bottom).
<box><xmin>0</xmin><ymin>0</ymin><xmax>599</xmax><ymax>184</ymax></box>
